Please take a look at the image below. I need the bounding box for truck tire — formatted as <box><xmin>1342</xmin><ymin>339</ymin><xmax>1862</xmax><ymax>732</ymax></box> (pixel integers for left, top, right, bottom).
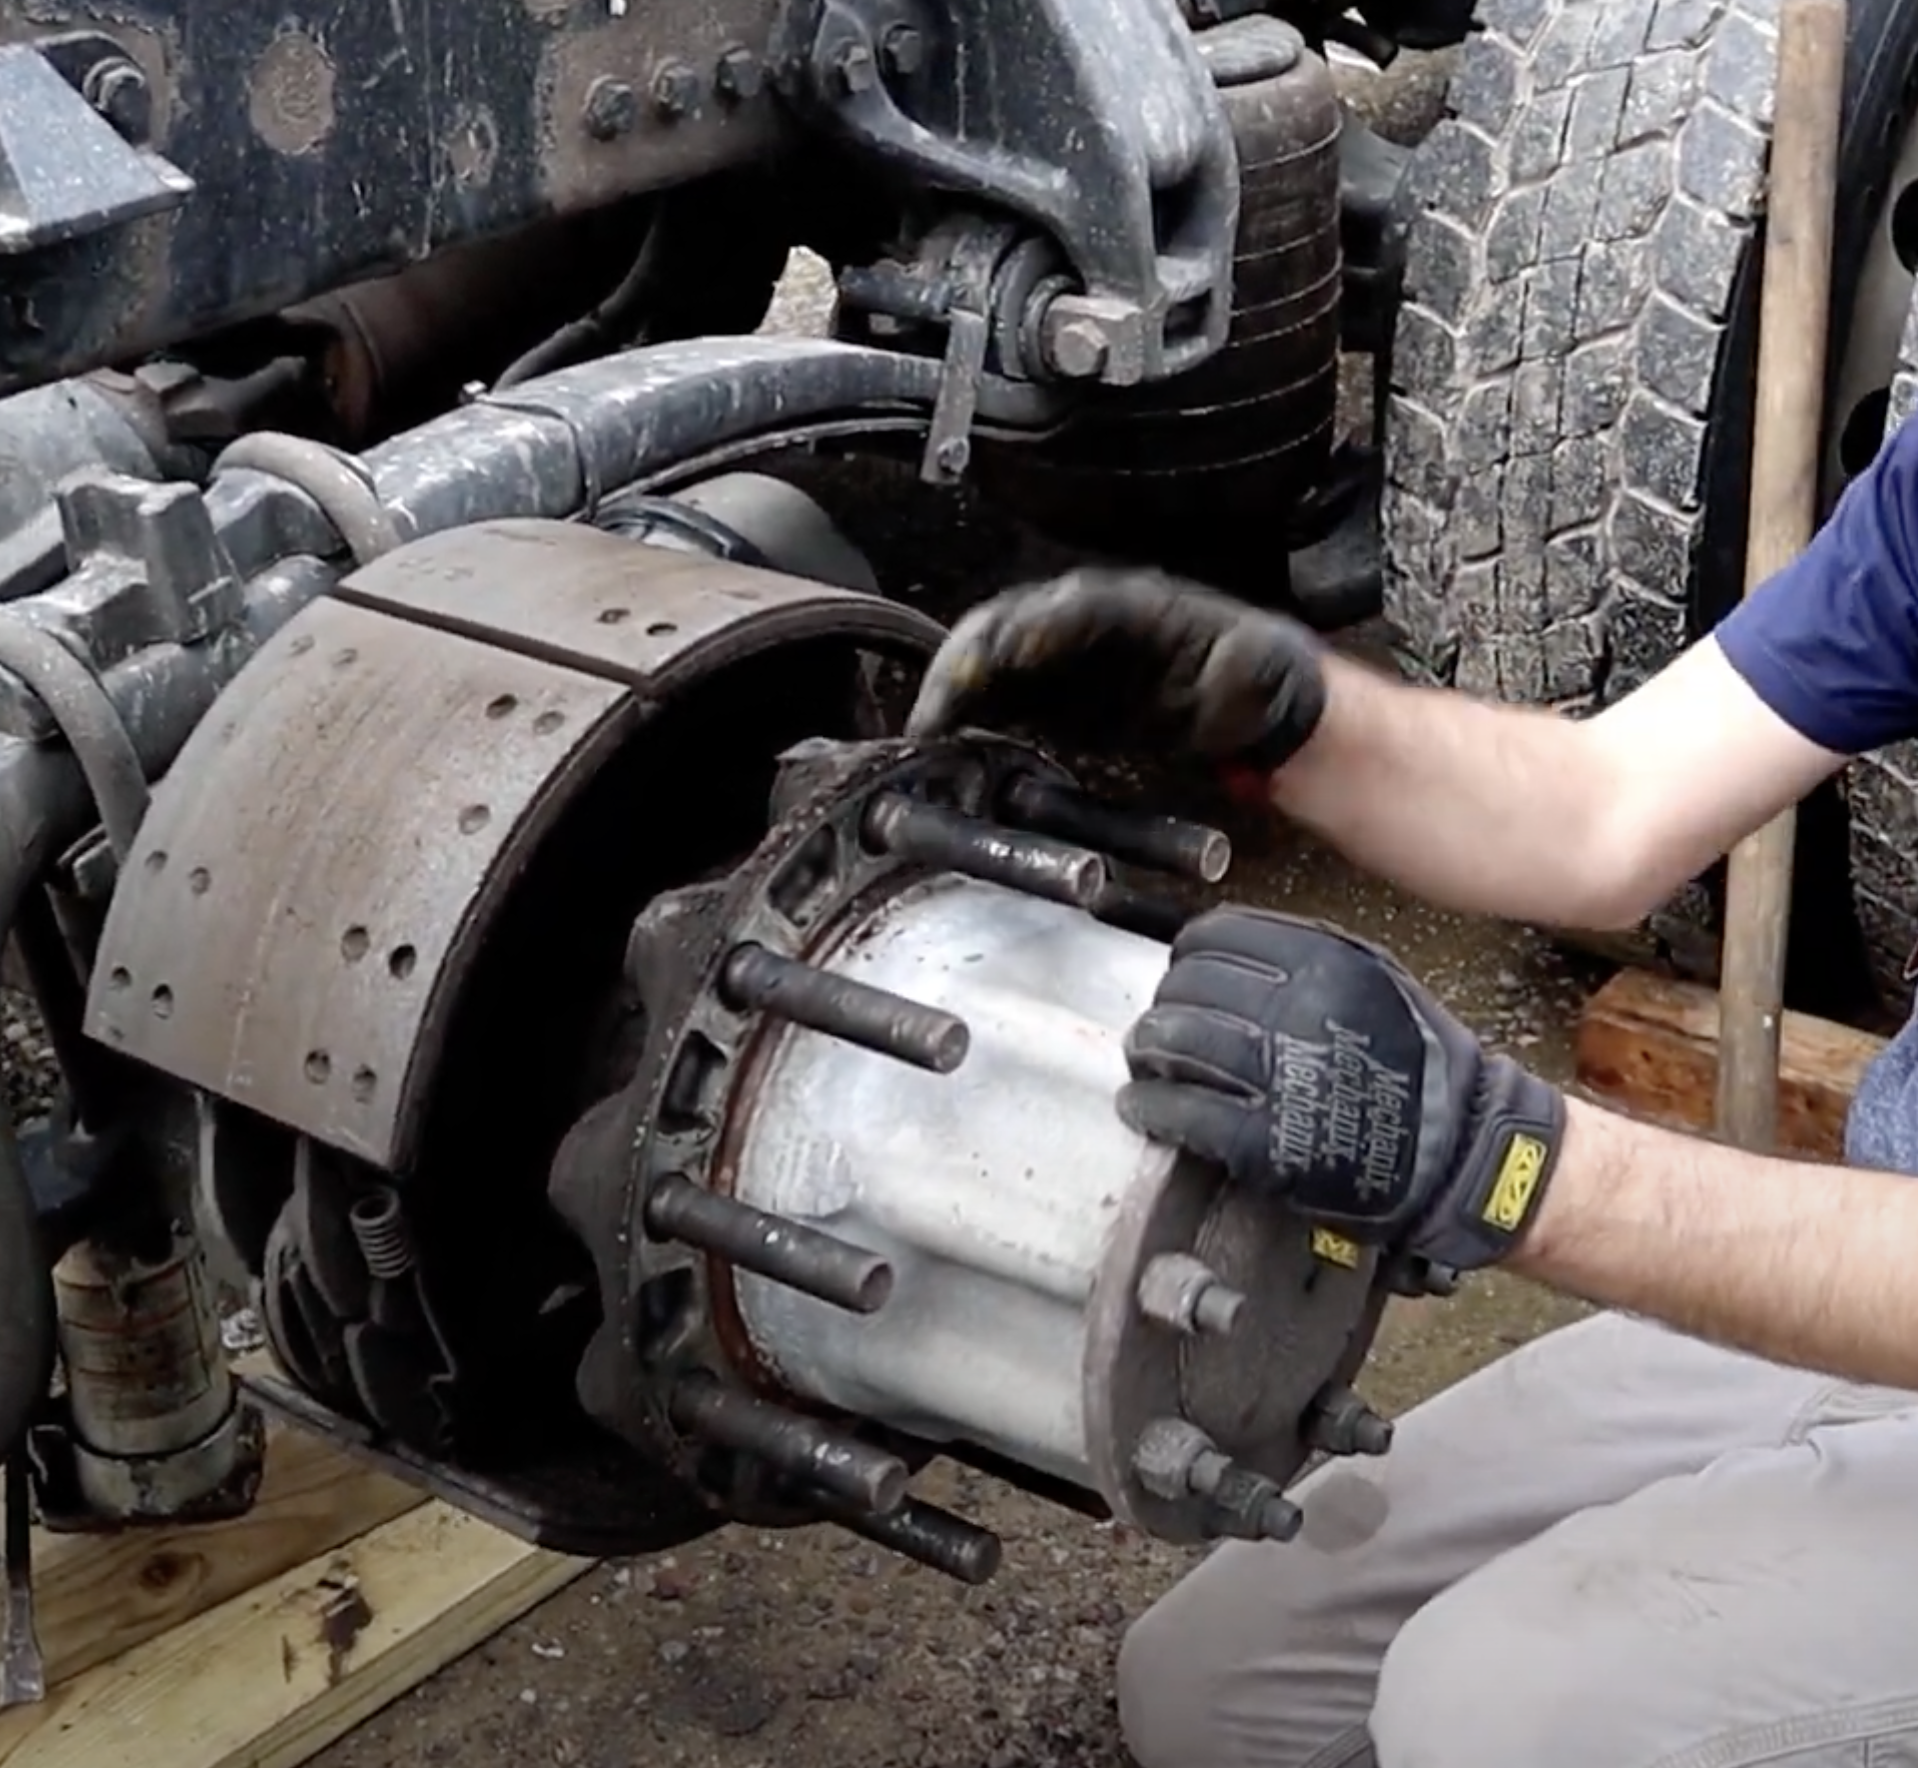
<box><xmin>1381</xmin><ymin>0</ymin><xmax>1918</xmax><ymax>1010</ymax></box>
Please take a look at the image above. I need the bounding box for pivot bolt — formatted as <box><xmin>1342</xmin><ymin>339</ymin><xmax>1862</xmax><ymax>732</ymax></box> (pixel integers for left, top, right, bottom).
<box><xmin>583</xmin><ymin>76</ymin><xmax>639</xmax><ymax>140</ymax></box>
<box><xmin>1045</xmin><ymin>314</ymin><xmax>1110</xmax><ymax>380</ymax></box>
<box><xmin>651</xmin><ymin>60</ymin><xmax>701</xmax><ymax>120</ymax></box>
<box><xmin>1137</xmin><ymin>1253</ymin><xmax>1245</xmax><ymax>1337</ymax></box>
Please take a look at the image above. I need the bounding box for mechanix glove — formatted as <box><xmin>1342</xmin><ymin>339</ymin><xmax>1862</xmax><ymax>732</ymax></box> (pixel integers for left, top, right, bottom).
<box><xmin>905</xmin><ymin>566</ymin><xmax>1328</xmax><ymax>773</ymax></box>
<box><xmin>1118</xmin><ymin>906</ymin><xmax>1565</xmax><ymax>1273</ymax></box>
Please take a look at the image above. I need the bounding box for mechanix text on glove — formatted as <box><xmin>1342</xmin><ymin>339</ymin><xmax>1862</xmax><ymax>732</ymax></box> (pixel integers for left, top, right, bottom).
<box><xmin>1117</xmin><ymin>907</ymin><xmax>1565</xmax><ymax>1272</ymax></box>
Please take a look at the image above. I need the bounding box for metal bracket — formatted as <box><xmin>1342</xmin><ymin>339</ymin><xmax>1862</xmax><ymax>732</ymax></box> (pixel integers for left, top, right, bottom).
<box><xmin>0</xmin><ymin>45</ymin><xmax>191</xmax><ymax>256</ymax></box>
<box><xmin>775</xmin><ymin>0</ymin><xmax>1239</xmax><ymax>386</ymax></box>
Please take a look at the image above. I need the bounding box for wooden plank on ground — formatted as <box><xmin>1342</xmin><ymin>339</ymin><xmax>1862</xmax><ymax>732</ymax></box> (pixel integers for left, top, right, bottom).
<box><xmin>1574</xmin><ymin>967</ymin><xmax>1886</xmax><ymax>1161</ymax></box>
<box><xmin>6</xmin><ymin>1426</ymin><xmax>425</xmax><ymax>1695</ymax></box>
<box><xmin>0</xmin><ymin>1499</ymin><xmax>592</xmax><ymax>1768</ymax></box>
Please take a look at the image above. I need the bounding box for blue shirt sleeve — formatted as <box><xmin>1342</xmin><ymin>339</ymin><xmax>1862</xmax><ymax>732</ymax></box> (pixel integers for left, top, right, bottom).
<box><xmin>1714</xmin><ymin>411</ymin><xmax>1918</xmax><ymax>755</ymax></box>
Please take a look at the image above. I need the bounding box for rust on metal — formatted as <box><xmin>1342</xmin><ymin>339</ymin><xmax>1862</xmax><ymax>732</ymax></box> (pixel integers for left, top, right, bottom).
<box><xmin>535</xmin><ymin>0</ymin><xmax>786</xmax><ymax>207</ymax></box>
<box><xmin>84</xmin><ymin>520</ymin><xmax>944</xmax><ymax>1172</ymax></box>
<box><xmin>82</xmin><ymin>596</ymin><xmax>639</xmax><ymax>1169</ymax></box>
<box><xmin>246</xmin><ymin>29</ymin><xmax>337</xmax><ymax>157</ymax></box>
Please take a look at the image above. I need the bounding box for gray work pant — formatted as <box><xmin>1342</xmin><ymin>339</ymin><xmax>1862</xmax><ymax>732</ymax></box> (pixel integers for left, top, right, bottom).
<box><xmin>1117</xmin><ymin>1309</ymin><xmax>1918</xmax><ymax>1768</ymax></box>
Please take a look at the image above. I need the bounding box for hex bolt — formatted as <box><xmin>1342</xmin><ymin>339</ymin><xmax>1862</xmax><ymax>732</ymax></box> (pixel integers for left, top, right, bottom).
<box><xmin>1136</xmin><ymin>1253</ymin><xmax>1246</xmax><ymax>1337</ymax></box>
<box><xmin>583</xmin><ymin>75</ymin><xmax>639</xmax><ymax>141</ymax></box>
<box><xmin>651</xmin><ymin>60</ymin><xmax>700</xmax><ymax>120</ymax></box>
<box><xmin>83</xmin><ymin>57</ymin><xmax>152</xmax><ymax>142</ymax></box>
<box><xmin>716</xmin><ymin>46</ymin><xmax>763</xmax><ymax>102</ymax></box>
<box><xmin>1131</xmin><ymin>1417</ymin><xmax>1217</xmax><ymax>1503</ymax></box>
<box><xmin>836</xmin><ymin>41</ymin><xmax>879</xmax><ymax>95</ymax></box>
<box><xmin>1303</xmin><ymin>1383</ymin><xmax>1394</xmax><ymax>1457</ymax></box>
<box><xmin>880</xmin><ymin>23</ymin><xmax>926</xmax><ymax>75</ymax></box>
<box><xmin>1132</xmin><ymin>1418</ymin><xmax>1304</xmax><ymax>1543</ymax></box>
<box><xmin>1045</xmin><ymin>314</ymin><xmax>1110</xmax><ymax>380</ymax></box>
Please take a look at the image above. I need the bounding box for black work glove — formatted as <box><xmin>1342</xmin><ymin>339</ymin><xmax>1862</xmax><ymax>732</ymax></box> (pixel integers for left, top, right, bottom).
<box><xmin>1119</xmin><ymin>907</ymin><xmax>1564</xmax><ymax>1273</ymax></box>
<box><xmin>905</xmin><ymin>567</ymin><xmax>1328</xmax><ymax>772</ymax></box>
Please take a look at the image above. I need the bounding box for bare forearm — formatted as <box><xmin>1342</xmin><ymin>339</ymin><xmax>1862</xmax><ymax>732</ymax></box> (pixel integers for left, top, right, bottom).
<box><xmin>1271</xmin><ymin>654</ymin><xmax>1620</xmax><ymax>925</ymax></box>
<box><xmin>1269</xmin><ymin>640</ymin><xmax>1845</xmax><ymax>931</ymax></box>
<box><xmin>1511</xmin><ymin>1097</ymin><xmax>1918</xmax><ymax>1388</ymax></box>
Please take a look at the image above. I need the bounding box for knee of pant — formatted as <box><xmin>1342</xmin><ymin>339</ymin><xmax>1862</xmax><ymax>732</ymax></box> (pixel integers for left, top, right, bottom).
<box><xmin>1370</xmin><ymin>1579</ymin><xmax>1607</xmax><ymax>1768</ymax></box>
<box><xmin>1116</xmin><ymin>1593</ymin><xmax>1209</xmax><ymax>1768</ymax></box>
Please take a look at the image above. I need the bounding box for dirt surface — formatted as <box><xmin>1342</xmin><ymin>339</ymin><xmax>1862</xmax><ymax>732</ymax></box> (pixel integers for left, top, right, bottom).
<box><xmin>0</xmin><ymin>41</ymin><xmax>1622</xmax><ymax>1768</ymax></box>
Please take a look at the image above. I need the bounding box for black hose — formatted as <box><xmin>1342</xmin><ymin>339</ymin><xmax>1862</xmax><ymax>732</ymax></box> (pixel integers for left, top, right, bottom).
<box><xmin>493</xmin><ymin>220</ymin><xmax>667</xmax><ymax>391</ymax></box>
<box><xmin>0</xmin><ymin>612</ymin><xmax>149</xmax><ymax>862</ymax></box>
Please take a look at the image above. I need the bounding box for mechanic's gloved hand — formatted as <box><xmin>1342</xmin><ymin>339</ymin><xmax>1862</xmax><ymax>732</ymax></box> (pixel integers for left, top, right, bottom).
<box><xmin>1118</xmin><ymin>907</ymin><xmax>1564</xmax><ymax>1272</ymax></box>
<box><xmin>906</xmin><ymin>566</ymin><xmax>1328</xmax><ymax>772</ymax></box>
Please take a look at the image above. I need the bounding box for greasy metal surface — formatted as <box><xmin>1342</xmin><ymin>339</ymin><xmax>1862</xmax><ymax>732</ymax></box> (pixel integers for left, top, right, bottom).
<box><xmin>538</xmin><ymin>3</ymin><xmax>784</xmax><ymax>216</ymax></box>
<box><xmin>0</xmin><ymin>1</ymin><xmax>786</xmax><ymax>392</ymax></box>
<box><xmin>1080</xmin><ymin>1148</ymin><xmax>1382</xmax><ymax>1542</ymax></box>
<box><xmin>83</xmin><ymin>521</ymin><xmax>945</xmax><ymax>1170</ymax></box>
<box><xmin>82</xmin><ymin>594</ymin><xmax>638</xmax><ymax>1168</ymax></box>
<box><xmin>332</xmin><ymin>519</ymin><xmax>940</xmax><ymax>688</ymax></box>
<box><xmin>781</xmin><ymin>0</ymin><xmax>1239</xmax><ymax>385</ymax></box>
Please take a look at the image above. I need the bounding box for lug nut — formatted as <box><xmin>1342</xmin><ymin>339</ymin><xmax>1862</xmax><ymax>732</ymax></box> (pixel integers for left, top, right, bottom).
<box><xmin>1131</xmin><ymin>1417</ymin><xmax>1303</xmax><ymax>1542</ymax></box>
<box><xmin>1136</xmin><ymin>1253</ymin><xmax>1245</xmax><ymax>1337</ymax></box>
<box><xmin>1304</xmin><ymin>1383</ymin><xmax>1394</xmax><ymax>1457</ymax></box>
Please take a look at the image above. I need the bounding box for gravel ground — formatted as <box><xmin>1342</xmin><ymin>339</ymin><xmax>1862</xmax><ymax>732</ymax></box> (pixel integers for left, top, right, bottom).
<box><xmin>0</xmin><ymin>42</ymin><xmax>1619</xmax><ymax>1768</ymax></box>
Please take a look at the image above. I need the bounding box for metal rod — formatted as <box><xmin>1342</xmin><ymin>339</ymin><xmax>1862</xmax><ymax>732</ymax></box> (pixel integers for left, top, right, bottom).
<box><xmin>1714</xmin><ymin>0</ymin><xmax>1846</xmax><ymax>1151</ymax></box>
<box><xmin>669</xmin><ymin>1374</ymin><xmax>910</xmax><ymax>1514</ymax></box>
<box><xmin>865</xmin><ymin>792</ymin><xmax>1108</xmax><ymax>908</ymax></box>
<box><xmin>2</xmin><ymin>1453</ymin><xmax>44</xmax><ymax>1707</ymax></box>
<box><xmin>1000</xmin><ymin>774</ymin><xmax>1231</xmax><ymax>883</ymax></box>
<box><xmin>645</xmin><ymin>1173</ymin><xmax>895</xmax><ymax>1314</ymax></box>
<box><xmin>721</xmin><ymin>942</ymin><xmax>968</xmax><ymax>1074</ymax></box>
<box><xmin>804</xmin><ymin>1483</ymin><xmax>1003</xmax><ymax>1585</ymax></box>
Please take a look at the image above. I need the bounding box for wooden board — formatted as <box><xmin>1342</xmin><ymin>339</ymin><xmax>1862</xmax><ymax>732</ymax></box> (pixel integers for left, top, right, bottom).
<box><xmin>0</xmin><ymin>1426</ymin><xmax>594</xmax><ymax>1768</ymax></box>
<box><xmin>1574</xmin><ymin>967</ymin><xmax>1887</xmax><ymax>1161</ymax></box>
<box><xmin>5</xmin><ymin>1427</ymin><xmax>424</xmax><ymax>1694</ymax></box>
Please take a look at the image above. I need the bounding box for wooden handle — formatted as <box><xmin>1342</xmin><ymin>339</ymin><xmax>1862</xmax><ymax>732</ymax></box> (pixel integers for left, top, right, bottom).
<box><xmin>1715</xmin><ymin>0</ymin><xmax>1849</xmax><ymax>1151</ymax></box>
